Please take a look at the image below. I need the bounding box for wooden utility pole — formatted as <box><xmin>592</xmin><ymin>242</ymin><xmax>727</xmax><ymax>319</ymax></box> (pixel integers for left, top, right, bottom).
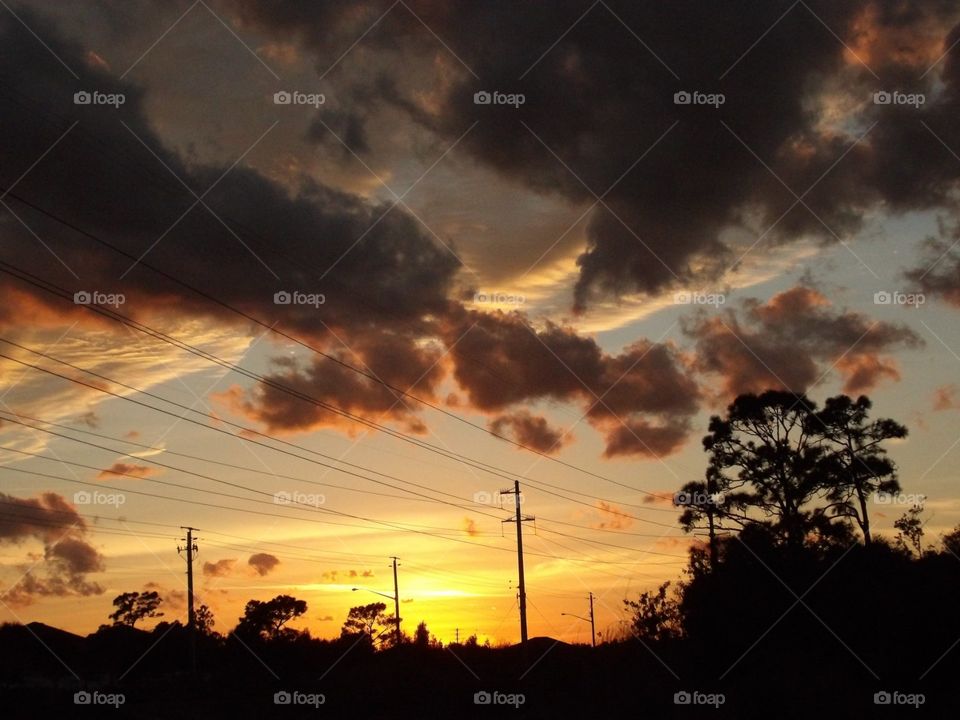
<box><xmin>178</xmin><ymin>527</ymin><xmax>198</xmax><ymax>675</ymax></box>
<box><xmin>390</xmin><ymin>556</ymin><xmax>401</xmax><ymax>645</ymax></box>
<box><xmin>588</xmin><ymin>592</ymin><xmax>596</xmax><ymax>648</ymax></box>
<box><xmin>501</xmin><ymin>481</ymin><xmax>533</xmax><ymax>644</ymax></box>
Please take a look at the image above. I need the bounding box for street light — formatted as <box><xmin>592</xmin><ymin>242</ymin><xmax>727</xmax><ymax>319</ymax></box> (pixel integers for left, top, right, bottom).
<box><xmin>561</xmin><ymin>593</ymin><xmax>596</xmax><ymax>647</ymax></box>
<box><xmin>352</xmin><ymin>587</ymin><xmax>394</xmax><ymax>601</ymax></box>
<box><xmin>352</xmin><ymin>584</ymin><xmax>401</xmax><ymax>645</ymax></box>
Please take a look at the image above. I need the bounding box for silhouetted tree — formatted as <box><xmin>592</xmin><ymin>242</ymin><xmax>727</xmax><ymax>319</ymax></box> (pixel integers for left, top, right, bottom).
<box><xmin>942</xmin><ymin>525</ymin><xmax>960</xmax><ymax>557</ymax></box>
<box><xmin>234</xmin><ymin>595</ymin><xmax>307</xmax><ymax>641</ymax></box>
<box><xmin>700</xmin><ymin>391</ymin><xmax>828</xmax><ymax>547</ymax></box>
<box><xmin>690</xmin><ymin>391</ymin><xmax>909</xmax><ymax>550</ymax></box>
<box><xmin>814</xmin><ymin>394</ymin><xmax>905</xmax><ymax>544</ymax></box>
<box><xmin>894</xmin><ymin>504</ymin><xmax>925</xmax><ymax>557</ymax></box>
<box><xmin>624</xmin><ymin>581</ymin><xmax>683</xmax><ymax>641</ymax></box>
<box><xmin>677</xmin><ymin>466</ymin><xmax>751</xmax><ymax>567</ymax></box>
<box><xmin>413</xmin><ymin>621</ymin><xmax>430</xmax><ymax>648</ymax></box>
<box><xmin>341</xmin><ymin>602</ymin><xmax>397</xmax><ymax>647</ymax></box>
<box><xmin>196</xmin><ymin>604</ymin><xmax>216</xmax><ymax>636</ymax></box>
<box><xmin>108</xmin><ymin>591</ymin><xmax>163</xmax><ymax>627</ymax></box>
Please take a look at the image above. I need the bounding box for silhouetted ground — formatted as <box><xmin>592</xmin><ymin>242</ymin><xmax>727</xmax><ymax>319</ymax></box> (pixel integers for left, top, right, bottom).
<box><xmin>3</xmin><ymin>542</ymin><xmax>960</xmax><ymax>718</ymax></box>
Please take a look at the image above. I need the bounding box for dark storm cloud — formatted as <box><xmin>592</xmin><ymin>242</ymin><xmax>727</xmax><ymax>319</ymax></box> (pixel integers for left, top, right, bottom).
<box><xmin>213</xmin><ymin>331</ymin><xmax>446</xmax><ymax>433</ymax></box>
<box><xmin>681</xmin><ymin>286</ymin><xmax>922</xmax><ymax>398</ymax></box>
<box><xmin>248</xmin><ymin>552</ymin><xmax>280</xmax><ymax>576</ymax></box>
<box><xmin>96</xmin><ymin>462</ymin><xmax>159</xmax><ymax>480</ymax></box>
<box><xmin>203</xmin><ymin>558</ymin><xmax>237</xmax><ymax>577</ymax></box>
<box><xmin>0</xmin><ymin>7</ymin><xmax>466</xmax><ymax>437</ymax></box>
<box><xmin>2</xmin><ymin>3</ymin><xmax>948</xmax><ymax>466</ymax></box>
<box><xmin>0</xmin><ymin>8</ymin><xmax>458</xmax><ymax>339</ymax></box>
<box><xmin>227</xmin><ymin>0</ymin><xmax>960</xmax><ymax>309</ymax></box>
<box><xmin>489</xmin><ymin>410</ymin><xmax>568</xmax><ymax>454</ymax></box>
<box><xmin>906</xmin><ymin>229</ymin><xmax>960</xmax><ymax>307</ymax></box>
<box><xmin>443</xmin><ymin>308</ymin><xmax>700</xmax><ymax>457</ymax></box>
<box><xmin>0</xmin><ymin>492</ymin><xmax>105</xmax><ymax>605</ymax></box>
<box><xmin>0</xmin><ymin>7</ymin><xmax>703</xmax><ymax>458</ymax></box>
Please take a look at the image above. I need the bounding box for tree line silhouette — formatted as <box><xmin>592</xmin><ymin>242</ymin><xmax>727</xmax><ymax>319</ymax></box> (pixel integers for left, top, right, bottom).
<box><xmin>2</xmin><ymin>391</ymin><xmax>958</xmax><ymax>717</ymax></box>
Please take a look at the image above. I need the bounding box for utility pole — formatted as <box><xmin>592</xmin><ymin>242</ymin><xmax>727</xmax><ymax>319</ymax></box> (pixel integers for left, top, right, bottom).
<box><xmin>390</xmin><ymin>556</ymin><xmax>401</xmax><ymax>645</ymax></box>
<box><xmin>562</xmin><ymin>593</ymin><xmax>596</xmax><ymax>647</ymax></box>
<box><xmin>178</xmin><ymin>527</ymin><xmax>198</xmax><ymax>675</ymax></box>
<box><xmin>500</xmin><ymin>481</ymin><xmax>533</xmax><ymax>644</ymax></box>
<box><xmin>588</xmin><ymin>592</ymin><xmax>596</xmax><ymax>648</ymax></box>
<box><xmin>455</xmin><ymin>627</ymin><xmax>459</xmax><ymax>644</ymax></box>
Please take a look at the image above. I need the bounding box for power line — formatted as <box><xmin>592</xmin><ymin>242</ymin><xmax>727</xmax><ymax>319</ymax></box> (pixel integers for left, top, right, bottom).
<box><xmin>0</xmin><ymin>327</ymin><xmax>681</xmax><ymax>528</ymax></box>
<box><xmin>0</xmin><ymin>182</ymin><xmax>684</xmax><ymax>501</ymax></box>
<box><xmin>0</xmin><ymin>411</ymin><xmax>506</xmax><ymax>526</ymax></box>
<box><xmin>0</xmin><ymin>409</ymin><xmax>684</xmax><ymax>536</ymax></box>
<box><xmin>0</xmin><ymin>462</ymin><xmax>687</xmax><ymax>564</ymax></box>
<box><xmin>0</xmin><ymin>440</ymin><xmax>503</xmax><ymax>536</ymax></box>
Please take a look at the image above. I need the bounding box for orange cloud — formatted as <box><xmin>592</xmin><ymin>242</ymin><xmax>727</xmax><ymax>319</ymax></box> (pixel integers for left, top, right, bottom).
<box><xmin>248</xmin><ymin>553</ymin><xmax>280</xmax><ymax>577</ymax></box>
<box><xmin>594</xmin><ymin>501</ymin><xmax>634</xmax><ymax>530</ymax></box>
<box><xmin>489</xmin><ymin>410</ymin><xmax>569</xmax><ymax>454</ymax></box>
<box><xmin>96</xmin><ymin>462</ymin><xmax>159</xmax><ymax>481</ymax></box>
<box><xmin>642</xmin><ymin>491</ymin><xmax>676</xmax><ymax>506</ymax></box>
<box><xmin>836</xmin><ymin>355</ymin><xmax>901</xmax><ymax>394</ymax></box>
<box><xmin>202</xmin><ymin>559</ymin><xmax>237</xmax><ymax>578</ymax></box>
<box><xmin>684</xmin><ymin>287</ymin><xmax>920</xmax><ymax>399</ymax></box>
<box><xmin>934</xmin><ymin>384</ymin><xmax>960</xmax><ymax>411</ymax></box>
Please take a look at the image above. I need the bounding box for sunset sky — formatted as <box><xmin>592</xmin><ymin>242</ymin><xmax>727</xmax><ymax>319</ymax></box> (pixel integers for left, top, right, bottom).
<box><xmin>2</xmin><ymin>0</ymin><xmax>960</xmax><ymax>647</ymax></box>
